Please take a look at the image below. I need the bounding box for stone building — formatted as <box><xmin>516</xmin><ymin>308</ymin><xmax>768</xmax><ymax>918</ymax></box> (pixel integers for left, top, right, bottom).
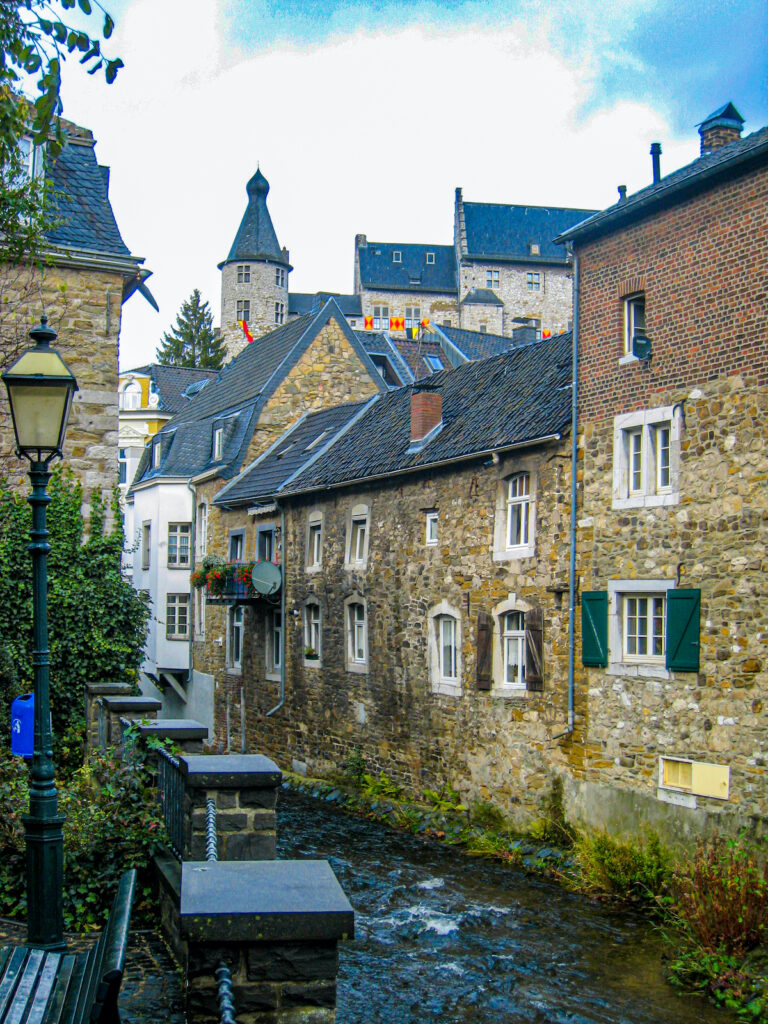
<box><xmin>1</xmin><ymin>118</ymin><xmax>155</xmax><ymax>512</ymax></box>
<box><xmin>202</xmin><ymin>335</ymin><xmax>575</xmax><ymax>825</ymax></box>
<box><xmin>127</xmin><ymin>299</ymin><xmax>386</xmax><ymax>727</ymax></box>
<box><xmin>556</xmin><ymin>102</ymin><xmax>768</xmax><ymax>841</ymax></box>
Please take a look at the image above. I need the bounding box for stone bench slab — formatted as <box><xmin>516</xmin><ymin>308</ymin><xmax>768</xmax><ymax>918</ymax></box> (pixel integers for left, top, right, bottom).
<box><xmin>180</xmin><ymin>861</ymin><xmax>354</xmax><ymax>943</ymax></box>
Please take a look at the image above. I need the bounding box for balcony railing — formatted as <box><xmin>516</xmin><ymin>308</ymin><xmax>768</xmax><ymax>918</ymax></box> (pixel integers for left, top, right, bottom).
<box><xmin>192</xmin><ymin>560</ymin><xmax>282</xmax><ymax>602</ymax></box>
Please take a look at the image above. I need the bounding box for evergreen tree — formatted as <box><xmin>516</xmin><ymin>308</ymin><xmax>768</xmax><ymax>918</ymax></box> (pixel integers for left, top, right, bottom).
<box><xmin>156</xmin><ymin>289</ymin><xmax>226</xmax><ymax>368</ymax></box>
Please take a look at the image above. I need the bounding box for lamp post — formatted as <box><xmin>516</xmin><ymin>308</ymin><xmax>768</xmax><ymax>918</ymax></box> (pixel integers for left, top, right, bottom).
<box><xmin>2</xmin><ymin>316</ymin><xmax>78</xmax><ymax>950</ymax></box>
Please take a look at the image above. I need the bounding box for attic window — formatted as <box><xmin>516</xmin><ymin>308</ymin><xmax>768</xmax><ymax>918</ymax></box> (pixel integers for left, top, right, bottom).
<box><xmin>275</xmin><ymin>441</ymin><xmax>295</xmax><ymax>460</ymax></box>
<box><xmin>392</xmin><ymin>251</ymin><xmax>402</xmax><ymax>263</ymax></box>
<box><xmin>182</xmin><ymin>379</ymin><xmax>210</xmax><ymax>399</ymax></box>
<box><xmin>424</xmin><ymin>354</ymin><xmax>444</xmax><ymax>372</ymax></box>
<box><xmin>152</xmin><ymin>439</ymin><xmax>161</xmax><ymax>469</ymax></box>
<box><xmin>530</xmin><ymin>243</ymin><xmax>540</xmax><ymax>256</ymax></box>
<box><xmin>213</xmin><ymin>426</ymin><xmax>224</xmax><ymax>461</ymax></box>
<box><xmin>426</xmin><ymin>252</ymin><xmax>435</xmax><ymax>265</ymax></box>
<box><xmin>305</xmin><ymin>430</ymin><xmax>328</xmax><ymax>452</ymax></box>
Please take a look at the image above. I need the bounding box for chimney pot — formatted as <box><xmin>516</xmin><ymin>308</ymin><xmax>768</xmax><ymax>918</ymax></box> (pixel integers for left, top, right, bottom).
<box><xmin>410</xmin><ymin>389</ymin><xmax>442</xmax><ymax>443</ymax></box>
<box><xmin>617</xmin><ymin>185</ymin><xmax>627</xmax><ymax>203</ymax></box>
<box><xmin>650</xmin><ymin>142</ymin><xmax>662</xmax><ymax>184</ymax></box>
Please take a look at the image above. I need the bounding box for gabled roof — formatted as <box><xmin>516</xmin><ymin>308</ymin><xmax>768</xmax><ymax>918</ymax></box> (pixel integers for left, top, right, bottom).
<box><xmin>121</xmin><ymin>364</ymin><xmax>219</xmax><ymax>415</ymax></box>
<box><xmin>435</xmin><ymin>324</ymin><xmax>537</xmax><ymax>361</ymax></box>
<box><xmin>463</xmin><ymin>202</ymin><xmax>596</xmax><ymax>263</ymax></box>
<box><xmin>289</xmin><ymin>292</ymin><xmax>362</xmax><ymax>317</ymax></box>
<box><xmin>280</xmin><ymin>332</ymin><xmax>573</xmax><ymax>496</ymax></box>
<box><xmin>356</xmin><ymin>331</ymin><xmax>415</xmax><ymax>385</ymax></box>
<box><xmin>220</xmin><ymin>169</ymin><xmax>289</xmax><ymax>268</ymax></box>
<box><xmin>557</xmin><ymin>120</ymin><xmax>768</xmax><ymax>246</ymax></box>
<box><xmin>129</xmin><ymin>300</ymin><xmax>387</xmax><ymax>490</ymax></box>
<box><xmin>214</xmin><ymin>401</ymin><xmax>370</xmax><ymax>507</ymax></box>
<box><xmin>461</xmin><ymin>288</ymin><xmax>503</xmax><ymax>306</ymax></box>
<box><xmin>44</xmin><ymin>120</ymin><xmax>137</xmax><ymax>266</ymax></box>
<box><xmin>357</xmin><ymin>242</ymin><xmax>456</xmax><ymax>294</ymax></box>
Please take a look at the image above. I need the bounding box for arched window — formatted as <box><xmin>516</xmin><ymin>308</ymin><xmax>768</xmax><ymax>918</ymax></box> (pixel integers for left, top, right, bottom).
<box><xmin>120</xmin><ymin>381</ymin><xmax>142</xmax><ymax>410</ymax></box>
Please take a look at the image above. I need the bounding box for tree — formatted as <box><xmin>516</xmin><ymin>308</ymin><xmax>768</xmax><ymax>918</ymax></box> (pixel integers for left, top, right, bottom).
<box><xmin>156</xmin><ymin>289</ymin><xmax>226</xmax><ymax>369</ymax></box>
<box><xmin>0</xmin><ymin>469</ymin><xmax>149</xmax><ymax>754</ymax></box>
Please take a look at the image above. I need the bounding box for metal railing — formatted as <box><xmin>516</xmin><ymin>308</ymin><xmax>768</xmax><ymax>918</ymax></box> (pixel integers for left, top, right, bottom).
<box><xmin>156</xmin><ymin>746</ymin><xmax>185</xmax><ymax>859</ymax></box>
<box><xmin>205</xmin><ymin>797</ymin><xmax>237</xmax><ymax>1024</ymax></box>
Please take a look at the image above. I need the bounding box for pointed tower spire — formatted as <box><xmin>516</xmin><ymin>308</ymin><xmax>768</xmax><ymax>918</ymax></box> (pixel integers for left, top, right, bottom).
<box><xmin>221</xmin><ymin>169</ymin><xmax>288</xmax><ymax>265</ymax></box>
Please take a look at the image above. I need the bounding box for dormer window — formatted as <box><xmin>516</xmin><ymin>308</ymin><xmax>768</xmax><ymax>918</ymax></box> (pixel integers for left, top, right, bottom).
<box><xmin>16</xmin><ymin>136</ymin><xmax>41</xmax><ymax>182</ymax></box>
<box><xmin>120</xmin><ymin>380</ymin><xmax>142</xmax><ymax>410</ymax></box>
<box><xmin>426</xmin><ymin>252</ymin><xmax>435</xmax><ymax>265</ymax></box>
<box><xmin>213</xmin><ymin>426</ymin><xmax>224</xmax><ymax>460</ymax></box>
<box><xmin>152</xmin><ymin>439</ymin><xmax>161</xmax><ymax>469</ymax></box>
<box><xmin>392</xmin><ymin>251</ymin><xmax>402</xmax><ymax>263</ymax></box>
<box><xmin>530</xmin><ymin>243</ymin><xmax>540</xmax><ymax>256</ymax></box>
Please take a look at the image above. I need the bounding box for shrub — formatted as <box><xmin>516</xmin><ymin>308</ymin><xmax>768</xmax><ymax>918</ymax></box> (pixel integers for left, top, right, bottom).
<box><xmin>0</xmin><ymin>743</ymin><xmax>164</xmax><ymax>931</ymax></box>
<box><xmin>574</xmin><ymin>828</ymin><xmax>670</xmax><ymax>905</ymax></box>
<box><xmin>470</xmin><ymin>799</ymin><xmax>508</xmax><ymax>832</ymax></box>
<box><xmin>670</xmin><ymin>834</ymin><xmax>768</xmax><ymax>957</ymax></box>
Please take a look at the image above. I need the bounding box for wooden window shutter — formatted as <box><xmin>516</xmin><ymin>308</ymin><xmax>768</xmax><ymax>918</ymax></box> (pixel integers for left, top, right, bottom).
<box><xmin>476</xmin><ymin>611</ymin><xmax>492</xmax><ymax>690</ymax></box>
<box><xmin>581</xmin><ymin>591</ymin><xmax>608</xmax><ymax>667</ymax></box>
<box><xmin>525</xmin><ymin>607</ymin><xmax>544</xmax><ymax>691</ymax></box>
<box><xmin>666</xmin><ymin>589</ymin><xmax>701</xmax><ymax>672</ymax></box>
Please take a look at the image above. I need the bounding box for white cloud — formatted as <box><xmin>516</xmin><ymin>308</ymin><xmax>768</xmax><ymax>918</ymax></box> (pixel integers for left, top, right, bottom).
<box><xmin>56</xmin><ymin>0</ymin><xmax>697</xmax><ymax>369</ymax></box>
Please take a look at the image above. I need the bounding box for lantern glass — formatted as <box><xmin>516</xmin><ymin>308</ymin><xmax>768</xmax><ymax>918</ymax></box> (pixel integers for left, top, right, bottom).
<box><xmin>6</xmin><ymin>381</ymin><xmax>74</xmax><ymax>455</ymax></box>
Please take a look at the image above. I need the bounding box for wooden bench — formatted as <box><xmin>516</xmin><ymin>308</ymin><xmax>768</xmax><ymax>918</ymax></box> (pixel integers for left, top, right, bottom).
<box><xmin>0</xmin><ymin>869</ymin><xmax>136</xmax><ymax>1024</ymax></box>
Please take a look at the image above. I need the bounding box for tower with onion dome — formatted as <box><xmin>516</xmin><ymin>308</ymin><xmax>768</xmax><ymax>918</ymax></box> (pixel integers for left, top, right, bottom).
<box><xmin>218</xmin><ymin>168</ymin><xmax>291</xmax><ymax>359</ymax></box>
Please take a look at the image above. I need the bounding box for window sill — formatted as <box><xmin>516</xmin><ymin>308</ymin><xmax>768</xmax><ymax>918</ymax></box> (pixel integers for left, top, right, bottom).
<box><xmin>303</xmin><ymin>658</ymin><xmax>322</xmax><ymax>669</ymax></box>
<box><xmin>618</xmin><ymin>354</ymin><xmax>639</xmax><ymax>366</ymax></box>
<box><xmin>346</xmin><ymin>662</ymin><xmax>368</xmax><ymax>675</ymax></box>
<box><xmin>343</xmin><ymin>562</ymin><xmax>368</xmax><ymax>572</ymax></box>
<box><xmin>168</xmin><ymin>565</ymin><xmax>192</xmax><ymax>571</ymax></box>
<box><xmin>657</xmin><ymin>787</ymin><xmax>697</xmax><ymax>809</ymax></box>
<box><xmin>225</xmin><ymin>667</ymin><xmax>243</xmax><ymax>677</ymax></box>
<box><xmin>306</xmin><ymin>564</ymin><xmax>322</xmax><ymax>574</ymax></box>
<box><xmin>492</xmin><ymin>687</ymin><xmax>531</xmax><ymax>699</ymax></box>
<box><xmin>432</xmin><ymin>681</ymin><xmax>461</xmax><ymax>698</ymax></box>
<box><xmin>166</xmin><ymin>635</ymin><xmax>190</xmax><ymax>642</ymax></box>
<box><xmin>612</xmin><ymin>491</ymin><xmax>680</xmax><ymax>510</ymax></box>
<box><xmin>607</xmin><ymin>661</ymin><xmax>671</xmax><ymax>680</ymax></box>
<box><xmin>492</xmin><ymin>544</ymin><xmax>535</xmax><ymax>564</ymax></box>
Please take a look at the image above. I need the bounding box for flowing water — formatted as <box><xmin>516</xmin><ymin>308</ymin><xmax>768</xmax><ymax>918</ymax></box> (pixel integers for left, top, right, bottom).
<box><xmin>277</xmin><ymin>789</ymin><xmax>728</xmax><ymax>1024</ymax></box>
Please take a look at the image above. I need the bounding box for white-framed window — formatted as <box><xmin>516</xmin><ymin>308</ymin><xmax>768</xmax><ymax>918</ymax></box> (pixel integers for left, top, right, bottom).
<box><xmin>486</xmin><ymin>269</ymin><xmax>500</xmax><ymax>289</ymax></box>
<box><xmin>607</xmin><ymin>579</ymin><xmax>673</xmax><ymax>679</ymax></box>
<box><xmin>274</xmin><ymin>301</ymin><xmax>285</xmax><ymax>325</ymax></box>
<box><xmin>530</xmin><ymin>243</ymin><xmax>540</xmax><ymax>256</ymax></box>
<box><xmin>526</xmin><ymin>272</ymin><xmax>541</xmax><ymax>291</ymax></box>
<box><xmin>196</xmin><ymin>502</ymin><xmax>208</xmax><ymax>558</ymax></box>
<box><xmin>228</xmin><ymin>530</ymin><xmax>244</xmax><ymax>562</ymax></box>
<box><xmin>120</xmin><ymin>381</ymin><xmax>141</xmax><ymax>410</ymax></box>
<box><xmin>506</xmin><ymin>472</ymin><xmax>532</xmax><ymax>549</ymax></box>
<box><xmin>266</xmin><ymin>609</ymin><xmax>282</xmax><ymax>677</ymax></box>
<box><xmin>623</xmin><ymin>293</ymin><xmax>646</xmax><ymax>357</ymax></box>
<box><xmin>237</xmin><ymin>264</ymin><xmax>250</xmax><ymax>283</ymax></box>
<box><xmin>227</xmin><ymin>606</ymin><xmax>244</xmax><ymax>671</ymax></box>
<box><xmin>151</xmin><ymin>439</ymin><xmax>161</xmax><ymax>469</ymax></box>
<box><xmin>424</xmin><ymin>354</ymin><xmax>443</xmax><ymax>372</ymax></box>
<box><xmin>405</xmin><ymin>306</ymin><xmax>421</xmax><ymax>330</ymax></box>
<box><xmin>428</xmin><ymin>602</ymin><xmax>462</xmax><ymax>696</ymax></box>
<box><xmin>304</xmin><ymin>602</ymin><xmax>321</xmax><ymax>663</ymax></box>
<box><xmin>346</xmin><ymin>505</ymin><xmax>369</xmax><ymax>568</ymax></box>
<box><xmin>141</xmin><ymin>522</ymin><xmax>151</xmax><ymax>570</ymax></box>
<box><xmin>17</xmin><ymin>136</ymin><xmax>39</xmax><ymax>181</ymax></box>
<box><xmin>392</xmin><ymin>250</ymin><xmax>402</xmax><ymax>263</ymax></box>
<box><xmin>426</xmin><ymin>252</ymin><xmax>435</xmax><ymax>264</ymax></box>
<box><xmin>236</xmin><ymin>299</ymin><xmax>250</xmax><ymax>322</ymax></box>
<box><xmin>213</xmin><ymin>426</ymin><xmax>224</xmax><ymax>461</ymax></box>
<box><xmin>167</xmin><ymin>523</ymin><xmax>191</xmax><ymax>568</ymax></box>
<box><xmin>166</xmin><ymin>594</ymin><xmax>190</xmax><ymax>640</ymax></box>
<box><xmin>275</xmin><ymin>267</ymin><xmax>286</xmax><ymax>287</ymax></box>
<box><xmin>425</xmin><ymin>511</ymin><xmax>438</xmax><ymax>546</ymax></box>
<box><xmin>612</xmin><ymin>406</ymin><xmax>680</xmax><ymax>509</ymax></box>
<box><xmin>307</xmin><ymin>515</ymin><xmax>322</xmax><ymax>569</ymax></box>
<box><xmin>194</xmin><ymin>587</ymin><xmax>206</xmax><ymax>639</ymax></box>
<box><xmin>658</xmin><ymin>756</ymin><xmax>730</xmax><ymax>802</ymax></box>
<box><xmin>373</xmin><ymin>305</ymin><xmax>389</xmax><ymax>331</ymax></box>
<box><xmin>502</xmin><ymin>611</ymin><xmax>526</xmax><ymax>689</ymax></box>
<box><xmin>494</xmin><ymin>465</ymin><xmax>536</xmax><ymax>561</ymax></box>
<box><xmin>118</xmin><ymin>448</ymin><xmax>128</xmax><ymax>485</ymax></box>
<box><xmin>345</xmin><ymin>599</ymin><xmax>368</xmax><ymax>671</ymax></box>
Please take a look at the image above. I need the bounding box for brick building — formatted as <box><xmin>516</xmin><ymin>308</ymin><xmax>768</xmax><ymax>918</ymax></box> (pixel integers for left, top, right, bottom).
<box><xmin>557</xmin><ymin>102</ymin><xmax>768</xmax><ymax>840</ymax></box>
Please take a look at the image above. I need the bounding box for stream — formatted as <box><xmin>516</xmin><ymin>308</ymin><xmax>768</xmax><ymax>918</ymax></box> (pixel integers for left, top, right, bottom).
<box><xmin>276</xmin><ymin>788</ymin><xmax>728</xmax><ymax>1024</ymax></box>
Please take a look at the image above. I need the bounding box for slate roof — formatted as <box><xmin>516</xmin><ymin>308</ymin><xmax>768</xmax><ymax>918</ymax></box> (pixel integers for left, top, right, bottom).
<box><xmin>214</xmin><ymin>401</ymin><xmax>370</xmax><ymax>507</ymax></box>
<box><xmin>44</xmin><ymin>121</ymin><xmax>135</xmax><ymax>263</ymax></box>
<box><xmin>356</xmin><ymin>332</ymin><xmax>414</xmax><ymax>385</ymax></box>
<box><xmin>390</xmin><ymin>338</ymin><xmax>450</xmax><ymax>380</ymax></box>
<box><xmin>557</xmin><ymin>120</ymin><xmax>768</xmax><ymax>245</ymax></box>
<box><xmin>463</xmin><ymin>202</ymin><xmax>596</xmax><ymax>263</ymax></box>
<box><xmin>436</xmin><ymin>324</ymin><xmax>535</xmax><ymax>361</ymax></box>
<box><xmin>122</xmin><ymin>365</ymin><xmax>219</xmax><ymax>415</ymax></box>
<box><xmin>357</xmin><ymin>242</ymin><xmax>456</xmax><ymax>293</ymax></box>
<box><xmin>289</xmin><ymin>292</ymin><xmax>362</xmax><ymax>316</ymax></box>
<box><xmin>281</xmin><ymin>332</ymin><xmax>573</xmax><ymax>495</ymax></box>
<box><xmin>461</xmin><ymin>288</ymin><xmax>503</xmax><ymax>306</ymax></box>
<box><xmin>129</xmin><ymin>301</ymin><xmax>387</xmax><ymax>491</ymax></box>
<box><xmin>221</xmin><ymin>169</ymin><xmax>288</xmax><ymax>268</ymax></box>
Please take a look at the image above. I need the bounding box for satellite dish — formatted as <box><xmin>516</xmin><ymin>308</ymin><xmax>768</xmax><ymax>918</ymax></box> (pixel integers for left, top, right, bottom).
<box><xmin>251</xmin><ymin>561</ymin><xmax>282</xmax><ymax>596</ymax></box>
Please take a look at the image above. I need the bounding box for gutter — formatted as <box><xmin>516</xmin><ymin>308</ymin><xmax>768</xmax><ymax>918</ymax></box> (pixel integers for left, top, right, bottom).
<box><xmin>553</xmin><ymin>247</ymin><xmax>579</xmax><ymax>740</ymax></box>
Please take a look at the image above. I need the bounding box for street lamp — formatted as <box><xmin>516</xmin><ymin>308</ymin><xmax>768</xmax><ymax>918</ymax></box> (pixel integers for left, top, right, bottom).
<box><xmin>2</xmin><ymin>316</ymin><xmax>78</xmax><ymax>950</ymax></box>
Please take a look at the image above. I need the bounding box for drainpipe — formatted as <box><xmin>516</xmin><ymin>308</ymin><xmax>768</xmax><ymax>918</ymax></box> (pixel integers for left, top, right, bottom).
<box><xmin>266</xmin><ymin>505</ymin><xmax>286</xmax><ymax>717</ymax></box>
<box><xmin>555</xmin><ymin>246</ymin><xmax>579</xmax><ymax>739</ymax></box>
<box><xmin>186</xmin><ymin>479</ymin><xmax>197</xmax><ymax>691</ymax></box>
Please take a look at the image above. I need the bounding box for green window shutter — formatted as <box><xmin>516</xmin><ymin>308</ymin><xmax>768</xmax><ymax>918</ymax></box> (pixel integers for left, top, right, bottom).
<box><xmin>581</xmin><ymin>591</ymin><xmax>608</xmax><ymax>667</ymax></box>
<box><xmin>666</xmin><ymin>589</ymin><xmax>701</xmax><ymax>672</ymax></box>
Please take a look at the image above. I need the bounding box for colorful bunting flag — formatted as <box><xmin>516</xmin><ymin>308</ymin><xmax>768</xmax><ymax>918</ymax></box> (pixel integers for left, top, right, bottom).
<box><xmin>405</xmin><ymin>327</ymin><xmax>419</xmax><ymax>340</ymax></box>
<box><xmin>364</xmin><ymin>315</ymin><xmax>374</xmax><ymax>330</ymax></box>
<box><xmin>238</xmin><ymin>320</ymin><xmax>254</xmax><ymax>344</ymax></box>
<box><xmin>390</xmin><ymin>316</ymin><xmax>405</xmax><ymax>331</ymax></box>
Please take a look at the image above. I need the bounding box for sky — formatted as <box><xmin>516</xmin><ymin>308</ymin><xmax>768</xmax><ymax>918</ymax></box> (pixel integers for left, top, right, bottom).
<box><xmin>51</xmin><ymin>0</ymin><xmax>768</xmax><ymax>370</ymax></box>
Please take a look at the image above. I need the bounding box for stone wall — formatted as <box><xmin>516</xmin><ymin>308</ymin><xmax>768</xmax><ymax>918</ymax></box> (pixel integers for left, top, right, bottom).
<box><xmin>220</xmin><ymin>260</ymin><xmax>290</xmax><ymax>362</ymax></box>
<box><xmin>0</xmin><ymin>261</ymin><xmax>123</xmax><ymax>519</ymax></box>
<box><xmin>458</xmin><ymin>262</ymin><xmax>573</xmax><ymax>338</ymax></box>
<box><xmin>213</xmin><ymin>444</ymin><xmax>576</xmax><ymax>828</ymax></box>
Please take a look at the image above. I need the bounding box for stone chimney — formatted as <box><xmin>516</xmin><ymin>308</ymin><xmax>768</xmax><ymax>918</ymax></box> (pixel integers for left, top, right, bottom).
<box><xmin>410</xmin><ymin>388</ymin><xmax>442</xmax><ymax>443</ymax></box>
<box><xmin>698</xmin><ymin>102</ymin><xmax>744</xmax><ymax>155</ymax></box>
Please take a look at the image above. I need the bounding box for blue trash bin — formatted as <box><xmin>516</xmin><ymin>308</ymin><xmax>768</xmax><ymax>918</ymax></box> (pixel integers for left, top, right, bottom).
<box><xmin>11</xmin><ymin>693</ymin><xmax>34</xmax><ymax>758</ymax></box>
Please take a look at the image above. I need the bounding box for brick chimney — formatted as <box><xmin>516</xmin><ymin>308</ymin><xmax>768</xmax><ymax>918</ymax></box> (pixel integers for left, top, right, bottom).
<box><xmin>410</xmin><ymin>388</ymin><xmax>442</xmax><ymax>443</ymax></box>
<box><xmin>698</xmin><ymin>102</ymin><xmax>744</xmax><ymax>155</ymax></box>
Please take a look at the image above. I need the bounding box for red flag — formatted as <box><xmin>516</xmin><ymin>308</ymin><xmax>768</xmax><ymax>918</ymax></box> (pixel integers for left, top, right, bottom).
<box><xmin>239</xmin><ymin>320</ymin><xmax>254</xmax><ymax>343</ymax></box>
